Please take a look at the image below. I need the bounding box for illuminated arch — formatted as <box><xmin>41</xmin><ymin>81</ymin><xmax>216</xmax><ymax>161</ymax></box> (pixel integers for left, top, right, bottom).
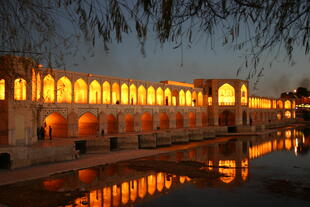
<box><xmin>147</xmin><ymin>86</ymin><xmax>155</xmax><ymax>105</ymax></box>
<box><xmin>125</xmin><ymin>114</ymin><xmax>134</xmax><ymax>132</ymax></box>
<box><xmin>89</xmin><ymin>80</ymin><xmax>101</xmax><ymax>104</ymax></box>
<box><xmin>14</xmin><ymin>78</ymin><xmax>27</xmax><ymax>100</ymax></box>
<box><xmin>156</xmin><ymin>87</ymin><xmax>164</xmax><ymax>105</ymax></box>
<box><xmin>160</xmin><ymin>112</ymin><xmax>169</xmax><ymax>129</ymax></box>
<box><xmin>44</xmin><ymin>112</ymin><xmax>68</xmax><ymax>138</ymax></box>
<box><xmin>121</xmin><ymin>83</ymin><xmax>129</xmax><ymax>104</ymax></box>
<box><xmin>284</xmin><ymin>111</ymin><xmax>291</xmax><ymax>119</ymax></box>
<box><xmin>57</xmin><ymin>76</ymin><xmax>72</xmax><ymax>103</ymax></box>
<box><xmin>179</xmin><ymin>90</ymin><xmax>185</xmax><ymax>106</ymax></box>
<box><xmin>107</xmin><ymin>114</ymin><xmax>118</xmax><ymax>134</ymax></box>
<box><xmin>102</xmin><ymin>81</ymin><xmax>111</xmax><ymax>104</ymax></box>
<box><xmin>31</xmin><ymin>70</ymin><xmax>36</xmax><ymax>101</ymax></box>
<box><xmin>172</xmin><ymin>89</ymin><xmax>178</xmax><ymax>106</ymax></box>
<box><xmin>192</xmin><ymin>91</ymin><xmax>197</xmax><ymax>106</ymax></box>
<box><xmin>78</xmin><ymin>112</ymin><xmax>98</xmax><ymax>136</ymax></box>
<box><xmin>176</xmin><ymin>112</ymin><xmax>183</xmax><ymax>128</ymax></box>
<box><xmin>112</xmin><ymin>82</ymin><xmax>120</xmax><ymax>104</ymax></box>
<box><xmin>277</xmin><ymin>100</ymin><xmax>283</xmax><ymax>109</ymax></box>
<box><xmin>186</xmin><ymin>90</ymin><xmax>192</xmax><ymax>106</ymax></box>
<box><xmin>0</xmin><ymin>79</ymin><xmax>5</xmax><ymax>100</ymax></box>
<box><xmin>197</xmin><ymin>92</ymin><xmax>203</xmax><ymax>106</ymax></box>
<box><xmin>129</xmin><ymin>84</ymin><xmax>137</xmax><ymax>105</ymax></box>
<box><xmin>36</xmin><ymin>73</ymin><xmax>41</xmax><ymax>100</ymax></box>
<box><xmin>74</xmin><ymin>78</ymin><xmax>87</xmax><ymax>104</ymax></box>
<box><xmin>284</xmin><ymin>100</ymin><xmax>291</xmax><ymax>109</ymax></box>
<box><xmin>43</xmin><ymin>74</ymin><xmax>55</xmax><ymax>103</ymax></box>
<box><xmin>164</xmin><ymin>88</ymin><xmax>171</xmax><ymax>106</ymax></box>
<box><xmin>189</xmin><ymin>112</ymin><xmax>196</xmax><ymax>128</ymax></box>
<box><xmin>141</xmin><ymin>112</ymin><xmax>153</xmax><ymax>131</ymax></box>
<box><xmin>138</xmin><ymin>85</ymin><xmax>146</xmax><ymax>105</ymax></box>
<box><xmin>218</xmin><ymin>83</ymin><xmax>235</xmax><ymax>106</ymax></box>
<box><xmin>241</xmin><ymin>84</ymin><xmax>247</xmax><ymax>105</ymax></box>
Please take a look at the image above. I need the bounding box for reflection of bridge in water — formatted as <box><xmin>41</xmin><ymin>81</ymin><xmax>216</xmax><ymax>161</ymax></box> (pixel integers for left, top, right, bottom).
<box><xmin>39</xmin><ymin>128</ymin><xmax>308</xmax><ymax>207</ymax></box>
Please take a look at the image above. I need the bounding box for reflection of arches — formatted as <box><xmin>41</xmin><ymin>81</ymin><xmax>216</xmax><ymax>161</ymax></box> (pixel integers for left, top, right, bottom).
<box><xmin>78</xmin><ymin>112</ymin><xmax>98</xmax><ymax>136</ymax></box>
<box><xmin>129</xmin><ymin>84</ymin><xmax>137</xmax><ymax>105</ymax></box>
<box><xmin>186</xmin><ymin>90</ymin><xmax>192</xmax><ymax>106</ymax></box>
<box><xmin>219</xmin><ymin>160</ymin><xmax>236</xmax><ymax>183</ymax></box>
<box><xmin>89</xmin><ymin>80</ymin><xmax>101</xmax><ymax>104</ymax></box>
<box><xmin>57</xmin><ymin>76</ymin><xmax>72</xmax><ymax>103</ymax></box>
<box><xmin>14</xmin><ymin>78</ymin><xmax>27</xmax><ymax>100</ymax></box>
<box><xmin>43</xmin><ymin>74</ymin><xmax>55</xmax><ymax>103</ymax></box>
<box><xmin>201</xmin><ymin>112</ymin><xmax>207</xmax><ymax>127</ymax></box>
<box><xmin>156</xmin><ymin>87</ymin><xmax>164</xmax><ymax>105</ymax></box>
<box><xmin>189</xmin><ymin>112</ymin><xmax>196</xmax><ymax>128</ymax></box>
<box><xmin>179</xmin><ymin>90</ymin><xmax>185</xmax><ymax>106</ymax></box>
<box><xmin>121</xmin><ymin>83</ymin><xmax>129</xmax><ymax>104</ymax></box>
<box><xmin>141</xmin><ymin>112</ymin><xmax>153</xmax><ymax>131</ymax></box>
<box><xmin>172</xmin><ymin>89</ymin><xmax>178</xmax><ymax>106</ymax></box>
<box><xmin>107</xmin><ymin>114</ymin><xmax>118</xmax><ymax>134</ymax></box>
<box><xmin>219</xmin><ymin>110</ymin><xmax>235</xmax><ymax>126</ymax></box>
<box><xmin>160</xmin><ymin>113</ymin><xmax>169</xmax><ymax>129</ymax></box>
<box><xmin>102</xmin><ymin>81</ymin><xmax>111</xmax><ymax>104</ymax></box>
<box><xmin>138</xmin><ymin>85</ymin><xmax>146</xmax><ymax>105</ymax></box>
<box><xmin>44</xmin><ymin>112</ymin><xmax>68</xmax><ymax>138</ymax></box>
<box><xmin>218</xmin><ymin>83</ymin><xmax>235</xmax><ymax>106</ymax></box>
<box><xmin>242</xmin><ymin>111</ymin><xmax>247</xmax><ymax>125</ymax></box>
<box><xmin>241</xmin><ymin>84</ymin><xmax>247</xmax><ymax>105</ymax></box>
<box><xmin>147</xmin><ymin>86</ymin><xmax>155</xmax><ymax>105</ymax></box>
<box><xmin>112</xmin><ymin>83</ymin><xmax>120</xmax><ymax>104</ymax></box>
<box><xmin>125</xmin><ymin>114</ymin><xmax>134</xmax><ymax>132</ymax></box>
<box><xmin>74</xmin><ymin>78</ymin><xmax>87</xmax><ymax>104</ymax></box>
<box><xmin>164</xmin><ymin>88</ymin><xmax>171</xmax><ymax>106</ymax></box>
<box><xmin>176</xmin><ymin>112</ymin><xmax>183</xmax><ymax>128</ymax></box>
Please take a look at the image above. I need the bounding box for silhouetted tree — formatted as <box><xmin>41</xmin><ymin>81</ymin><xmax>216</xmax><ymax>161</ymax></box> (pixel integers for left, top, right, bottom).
<box><xmin>1</xmin><ymin>0</ymin><xmax>310</xmax><ymax>80</ymax></box>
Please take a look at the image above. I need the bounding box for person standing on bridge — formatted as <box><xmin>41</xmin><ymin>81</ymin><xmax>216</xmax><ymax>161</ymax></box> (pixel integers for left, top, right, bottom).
<box><xmin>49</xmin><ymin>126</ymin><xmax>52</xmax><ymax>140</ymax></box>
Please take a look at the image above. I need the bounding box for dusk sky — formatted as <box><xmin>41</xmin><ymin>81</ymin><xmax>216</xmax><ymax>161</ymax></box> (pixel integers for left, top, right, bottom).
<box><xmin>69</xmin><ymin>33</ymin><xmax>310</xmax><ymax>98</ymax></box>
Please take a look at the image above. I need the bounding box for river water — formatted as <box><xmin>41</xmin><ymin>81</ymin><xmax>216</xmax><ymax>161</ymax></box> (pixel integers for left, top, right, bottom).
<box><xmin>0</xmin><ymin>127</ymin><xmax>309</xmax><ymax>207</ymax></box>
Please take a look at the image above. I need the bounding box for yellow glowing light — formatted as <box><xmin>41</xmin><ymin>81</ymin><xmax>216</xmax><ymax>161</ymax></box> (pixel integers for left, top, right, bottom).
<box><xmin>121</xmin><ymin>83</ymin><xmax>128</xmax><ymax>104</ymax></box>
<box><xmin>164</xmin><ymin>88</ymin><xmax>172</xmax><ymax>105</ymax></box>
<box><xmin>129</xmin><ymin>84</ymin><xmax>137</xmax><ymax>105</ymax></box>
<box><xmin>186</xmin><ymin>90</ymin><xmax>192</xmax><ymax>106</ymax></box>
<box><xmin>32</xmin><ymin>69</ymin><xmax>36</xmax><ymax>101</ymax></box>
<box><xmin>147</xmin><ymin>86</ymin><xmax>155</xmax><ymax>105</ymax></box>
<box><xmin>218</xmin><ymin>83</ymin><xmax>235</xmax><ymax>106</ymax></box>
<box><xmin>89</xmin><ymin>80</ymin><xmax>101</xmax><ymax>104</ymax></box>
<box><xmin>112</xmin><ymin>185</ymin><xmax>120</xmax><ymax>207</ymax></box>
<box><xmin>103</xmin><ymin>187</ymin><xmax>111</xmax><ymax>207</ymax></box>
<box><xmin>208</xmin><ymin>97</ymin><xmax>212</xmax><ymax>106</ymax></box>
<box><xmin>284</xmin><ymin>100</ymin><xmax>291</xmax><ymax>109</ymax></box>
<box><xmin>192</xmin><ymin>91</ymin><xmax>197</xmax><ymax>106</ymax></box>
<box><xmin>157</xmin><ymin>173</ymin><xmax>165</xmax><ymax>192</ymax></box>
<box><xmin>36</xmin><ymin>73</ymin><xmax>41</xmax><ymax>101</ymax></box>
<box><xmin>138</xmin><ymin>177</ymin><xmax>147</xmax><ymax>198</ymax></box>
<box><xmin>74</xmin><ymin>78</ymin><xmax>87</xmax><ymax>104</ymax></box>
<box><xmin>241</xmin><ymin>84</ymin><xmax>248</xmax><ymax>105</ymax></box>
<box><xmin>179</xmin><ymin>90</ymin><xmax>185</xmax><ymax>106</ymax></box>
<box><xmin>179</xmin><ymin>176</ymin><xmax>186</xmax><ymax>184</ymax></box>
<box><xmin>284</xmin><ymin>111</ymin><xmax>291</xmax><ymax>119</ymax></box>
<box><xmin>112</xmin><ymin>83</ymin><xmax>120</xmax><ymax>104</ymax></box>
<box><xmin>198</xmin><ymin>92</ymin><xmax>203</xmax><ymax>106</ymax></box>
<box><xmin>277</xmin><ymin>112</ymin><xmax>282</xmax><ymax>120</ymax></box>
<box><xmin>219</xmin><ymin>160</ymin><xmax>236</xmax><ymax>183</ymax></box>
<box><xmin>14</xmin><ymin>78</ymin><xmax>27</xmax><ymax>100</ymax></box>
<box><xmin>241</xmin><ymin>159</ymin><xmax>249</xmax><ymax>181</ymax></box>
<box><xmin>57</xmin><ymin>76</ymin><xmax>72</xmax><ymax>103</ymax></box>
<box><xmin>138</xmin><ymin>85</ymin><xmax>146</xmax><ymax>105</ymax></box>
<box><xmin>156</xmin><ymin>87</ymin><xmax>164</xmax><ymax>105</ymax></box>
<box><xmin>102</xmin><ymin>81</ymin><xmax>111</xmax><ymax>104</ymax></box>
<box><xmin>172</xmin><ymin>96</ymin><xmax>177</xmax><ymax>106</ymax></box>
<box><xmin>90</xmin><ymin>190</ymin><xmax>102</xmax><ymax>207</ymax></box>
<box><xmin>130</xmin><ymin>180</ymin><xmax>137</xmax><ymax>202</ymax></box>
<box><xmin>0</xmin><ymin>79</ymin><xmax>5</xmax><ymax>100</ymax></box>
<box><xmin>285</xmin><ymin>139</ymin><xmax>292</xmax><ymax>150</ymax></box>
<box><xmin>165</xmin><ymin>174</ymin><xmax>172</xmax><ymax>189</ymax></box>
<box><xmin>277</xmin><ymin>100</ymin><xmax>283</xmax><ymax>109</ymax></box>
<box><xmin>249</xmin><ymin>141</ymin><xmax>272</xmax><ymax>159</ymax></box>
<box><xmin>147</xmin><ymin>174</ymin><xmax>156</xmax><ymax>195</ymax></box>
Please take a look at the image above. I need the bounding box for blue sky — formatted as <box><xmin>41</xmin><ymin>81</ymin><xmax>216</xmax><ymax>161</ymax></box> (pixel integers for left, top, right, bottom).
<box><xmin>68</xmin><ymin>33</ymin><xmax>310</xmax><ymax>98</ymax></box>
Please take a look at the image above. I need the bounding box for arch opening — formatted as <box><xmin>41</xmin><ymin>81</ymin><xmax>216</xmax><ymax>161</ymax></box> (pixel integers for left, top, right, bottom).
<box><xmin>107</xmin><ymin>114</ymin><xmax>118</xmax><ymax>134</ymax></box>
<box><xmin>189</xmin><ymin>112</ymin><xmax>196</xmax><ymax>128</ymax></box>
<box><xmin>156</xmin><ymin>87</ymin><xmax>164</xmax><ymax>105</ymax></box>
<box><xmin>186</xmin><ymin>90</ymin><xmax>192</xmax><ymax>106</ymax></box>
<box><xmin>74</xmin><ymin>78</ymin><xmax>87</xmax><ymax>104</ymax></box>
<box><xmin>284</xmin><ymin>100</ymin><xmax>291</xmax><ymax>109</ymax></box>
<box><xmin>218</xmin><ymin>83</ymin><xmax>235</xmax><ymax>106</ymax></box>
<box><xmin>164</xmin><ymin>88</ymin><xmax>171</xmax><ymax>106</ymax></box>
<box><xmin>36</xmin><ymin>73</ymin><xmax>41</xmax><ymax>101</ymax></box>
<box><xmin>179</xmin><ymin>90</ymin><xmax>185</xmax><ymax>106</ymax></box>
<box><xmin>102</xmin><ymin>81</ymin><xmax>111</xmax><ymax>104</ymax></box>
<box><xmin>219</xmin><ymin>110</ymin><xmax>235</xmax><ymax>126</ymax></box>
<box><xmin>129</xmin><ymin>84</ymin><xmax>137</xmax><ymax>105</ymax></box>
<box><xmin>112</xmin><ymin>83</ymin><xmax>120</xmax><ymax>104</ymax></box>
<box><xmin>57</xmin><ymin>76</ymin><xmax>72</xmax><ymax>103</ymax></box>
<box><xmin>147</xmin><ymin>86</ymin><xmax>155</xmax><ymax>105</ymax></box>
<box><xmin>78</xmin><ymin>112</ymin><xmax>98</xmax><ymax>136</ymax></box>
<box><xmin>121</xmin><ymin>83</ymin><xmax>129</xmax><ymax>104</ymax></box>
<box><xmin>242</xmin><ymin>111</ymin><xmax>247</xmax><ymax>125</ymax></box>
<box><xmin>44</xmin><ymin>112</ymin><xmax>68</xmax><ymax>138</ymax></box>
<box><xmin>201</xmin><ymin>112</ymin><xmax>207</xmax><ymax>127</ymax></box>
<box><xmin>89</xmin><ymin>80</ymin><xmax>101</xmax><ymax>104</ymax></box>
<box><xmin>125</xmin><ymin>114</ymin><xmax>134</xmax><ymax>132</ymax></box>
<box><xmin>0</xmin><ymin>153</ymin><xmax>10</xmax><ymax>169</ymax></box>
<box><xmin>14</xmin><ymin>78</ymin><xmax>27</xmax><ymax>100</ymax></box>
<box><xmin>192</xmin><ymin>91</ymin><xmax>197</xmax><ymax>106</ymax></box>
<box><xmin>159</xmin><ymin>113</ymin><xmax>169</xmax><ymax>129</ymax></box>
<box><xmin>141</xmin><ymin>112</ymin><xmax>153</xmax><ymax>131</ymax></box>
<box><xmin>138</xmin><ymin>85</ymin><xmax>146</xmax><ymax>105</ymax></box>
<box><xmin>176</xmin><ymin>112</ymin><xmax>184</xmax><ymax>128</ymax></box>
<box><xmin>0</xmin><ymin>79</ymin><xmax>5</xmax><ymax>100</ymax></box>
<box><xmin>172</xmin><ymin>90</ymin><xmax>178</xmax><ymax>106</ymax></box>
<box><xmin>197</xmin><ymin>92</ymin><xmax>203</xmax><ymax>106</ymax></box>
<box><xmin>43</xmin><ymin>74</ymin><xmax>55</xmax><ymax>103</ymax></box>
<box><xmin>284</xmin><ymin>111</ymin><xmax>291</xmax><ymax>119</ymax></box>
<box><xmin>241</xmin><ymin>84</ymin><xmax>248</xmax><ymax>105</ymax></box>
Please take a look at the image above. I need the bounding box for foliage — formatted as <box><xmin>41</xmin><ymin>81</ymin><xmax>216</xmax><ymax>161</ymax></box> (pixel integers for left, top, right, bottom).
<box><xmin>1</xmin><ymin>0</ymin><xmax>310</xmax><ymax>81</ymax></box>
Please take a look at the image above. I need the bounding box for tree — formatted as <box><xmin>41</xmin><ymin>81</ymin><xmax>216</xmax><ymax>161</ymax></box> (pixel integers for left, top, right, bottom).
<box><xmin>1</xmin><ymin>0</ymin><xmax>310</xmax><ymax>81</ymax></box>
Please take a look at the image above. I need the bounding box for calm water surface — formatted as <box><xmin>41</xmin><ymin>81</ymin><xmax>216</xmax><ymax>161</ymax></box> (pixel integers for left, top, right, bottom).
<box><xmin>1</xmin><ymin>127</ymin><xmax>310</xmax><ymax>207</ymax></box>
